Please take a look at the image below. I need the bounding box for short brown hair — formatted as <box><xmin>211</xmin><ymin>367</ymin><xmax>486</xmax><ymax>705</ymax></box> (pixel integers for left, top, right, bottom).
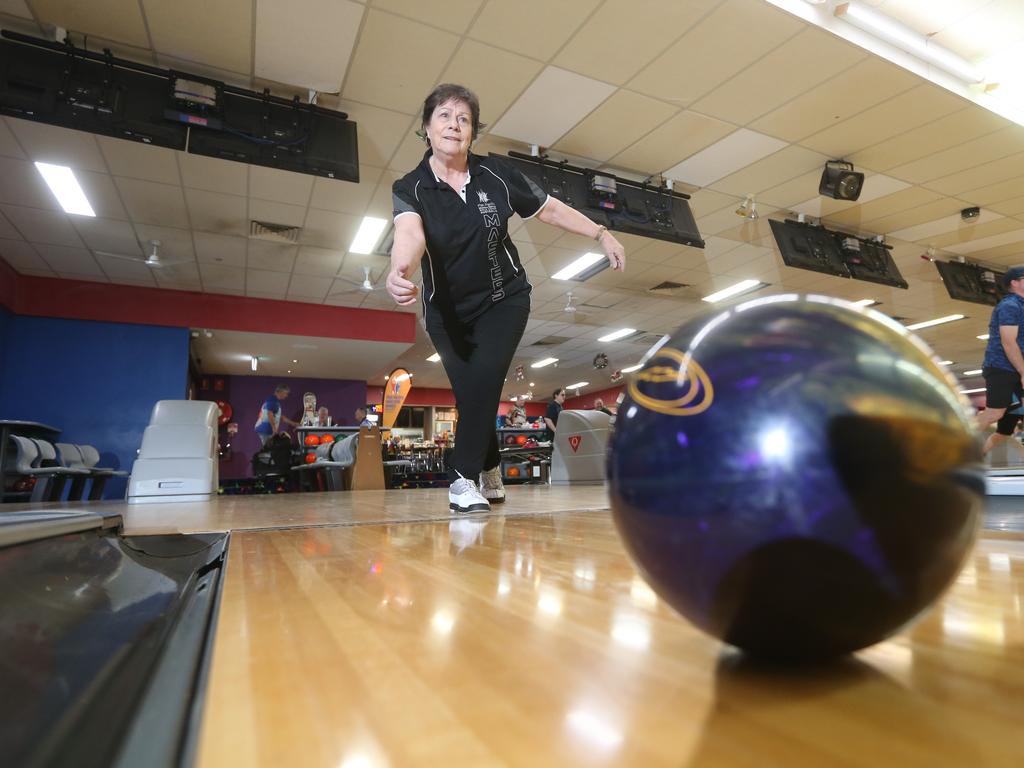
<box><xmin>419</xmin><ymin>83</ymin><xmax>486</xmax><ymax>145</ymax></box>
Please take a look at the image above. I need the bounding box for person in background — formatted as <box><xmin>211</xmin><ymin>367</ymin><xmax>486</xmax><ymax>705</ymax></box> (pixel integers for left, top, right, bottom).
<box><xmin>593</xmin><ymin>398</ymin><xmax>613</xmax><ymax>416</ymax></box>
<box><xmin>317</xmin><ymin>406</ymin><xmax>331</xmax><ymax>426</ymax></box>
<box><xmin>978</xmin><ymin>266</ymin><xmax>1024</xmax><ymax>457</ymax></box>
<box><xmin>544</xmin><ymin>388</ymin><xmax>566</xmax><ymax>441</ymax></box>
<box><xmin>355</xmin><ymin>407</ymin><xmax>374</xmax><ymax>428</ymax></box>
<box><xmin>508</xmin><ymin>403</ymin><xmax>527</xmax><ymax>427</ymax></box>
<box><xmin>254</xmin><ymin>384</ymin><xmax>297</xmax><ymax>446</ymax></box>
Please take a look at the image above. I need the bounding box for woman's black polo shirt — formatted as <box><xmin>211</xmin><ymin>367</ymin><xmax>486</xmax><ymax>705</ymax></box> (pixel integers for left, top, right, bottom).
<box><xmin>393</xmin><ymin>150</ymin><xmax>549</xmax><ymax>322</ymax></box>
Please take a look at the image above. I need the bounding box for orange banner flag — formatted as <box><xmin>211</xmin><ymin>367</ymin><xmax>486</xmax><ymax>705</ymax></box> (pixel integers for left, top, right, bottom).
<box><xmin>382</xmin><ymin>368</ymin><xmax>413</xmax><ymax>431</ymax></box>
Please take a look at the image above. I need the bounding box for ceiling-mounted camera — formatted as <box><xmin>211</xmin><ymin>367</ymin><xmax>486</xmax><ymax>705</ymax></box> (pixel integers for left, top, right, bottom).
<box><xmin>961</xmin><ymin>206</ymin><xmax>981</xmax><ymax>221</ymax></box>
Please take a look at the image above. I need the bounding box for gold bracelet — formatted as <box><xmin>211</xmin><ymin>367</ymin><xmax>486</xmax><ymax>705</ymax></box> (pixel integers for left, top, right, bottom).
<box><xmin>593</xmin><ymin>225</ymin><xmax>607</xmax><ymax>241</ymax></box>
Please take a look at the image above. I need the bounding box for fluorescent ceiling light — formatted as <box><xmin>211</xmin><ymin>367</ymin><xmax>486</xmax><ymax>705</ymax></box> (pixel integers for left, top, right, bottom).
<box><xmin>598</xmin><ymin>328</ymin><xmax>637</xmax><ymax>343</ymax></box>
<box><xmin>905</xmin><ymin>314</ymin><xmax>965</xmax><ymax>331</ymax></box>
<box><xmin>836</xmin><ymin>2</ymin><xmax>984</xmax><ymax>84</ymax></box>
<box><xmin>531</xmin><ymin>357</ymin><xmax>559</xmax><ymax>368</ymax></box>
<box><xmin>34</xmin><ymin>162</ymin><xmax>96</xmax><ymax>217</ymax></box>
<box><xmin>937</xmin><ymin>360</ymin><xmax>953</xmax><ymax>366</ymax></box>
<box><xmin>349</xmin><ymin>216</ymin><xmax>388</xmax><ymax>254</ymax></box>
<box><xmin>621</xmin><ymin>363</ymin><xmax>643</xmax><ymax>373</ymax></box>
<box><xmin>977</xmin><ymin>334</ymin><xmax>989</xmax><ymax>340</ymax></box>
<box><xmin>566</xmin><ymin>381</ymin><xmax>589</xmax><ymax>389</ymax></box>
<box><xmin>702</xmin><ymin>279</ymin><xmax>763</xmax><ymax>304</ymax></box>
<box><xmin>426</xmin><ymin>352</ymin><xmax>441</xmax><ymax>362</ymax></box>
<box><xmin>960</xmin><ymin>387</ymin><xmax>985</xmax><ymax>394</ymax></box>
<box><xmin>395</xmin><ymin>372</ymin><xmax>413</xmax><ymax>383</ymax></box>
<box><xmin>963</xmin><ymin>369</ymin><xmax>982</xmax><ymax>376</ymax></box>
<box><xmin>852</xmin><ymin>299</ymin><xmax>878</xmax><ymax>307</ymax></box>
<box><xmin>552</xmin><ymin>252</ymin><xmax>606</xmax><ymax>281</ymax></box>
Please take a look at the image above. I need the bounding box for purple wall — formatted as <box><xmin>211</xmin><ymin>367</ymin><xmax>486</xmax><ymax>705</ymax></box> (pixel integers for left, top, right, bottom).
<box><xmin>205</xmin><ymin>374</ymin><xmax>367</xmax><ymax>480</ymax></box>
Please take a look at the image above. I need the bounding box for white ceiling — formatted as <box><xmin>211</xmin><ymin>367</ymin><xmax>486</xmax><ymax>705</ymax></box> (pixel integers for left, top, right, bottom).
<box><xmin>1</xmin><ymin>0</ymin><xmax>1024</xmax><ymax>398</ymax></box>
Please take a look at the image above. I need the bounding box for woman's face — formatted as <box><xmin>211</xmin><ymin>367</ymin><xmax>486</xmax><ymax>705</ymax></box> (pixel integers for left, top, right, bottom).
<box><xmin>425</xmin><ymin>98</ymin><xmax>473</xmax><ymax>157</ymax></box>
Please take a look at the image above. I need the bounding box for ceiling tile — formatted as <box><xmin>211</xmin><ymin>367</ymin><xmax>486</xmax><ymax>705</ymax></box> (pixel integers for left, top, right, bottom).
<box><xmin>758</xmin><ymin>170</ymin><xmax>825</xmax><ymax>209</ymax></box>
<box><xmin>301</xmin><ymin>209</ymin><xmax>361</xmax><ymax>250</ymax></box>
<box><xmin>95</xmin><ymin>255</ymin><xmax>158</xmax><ymax>283</ymax></box>
<box><xmin>199</xmin><ymin>262</ymin><xmax>246</xmax><ymax>291</ymax></box>
<box><xmin>0</xmin><ymin>238</ymin><xmax>47</xmax><ymax>271</ymax></box>
<box><xmin>34</xmin><ymin>243</ymin><xmax>103</xmax><ymax>276</ymax></box>
<box><xmin>115</xmin><ymin>177</ymin><xmax>190</xmax><ymax>227</ymax></box>
<box><xmin>961</xmin><ymin>178</ymin><xmax>1024</xmax><ymax>207</ymax></box>
<box><xmin>249</xmin><ymin>166</ymin><xmax>315</xmax><ymax>206</ymax></box>
<box><xmin>178</xmin><ymin>152</ymin><xmax>248</xmax><ymax>196</ymax></box>
<box><xmin>193</xmin><ymin>232</ymin><xmax>247</xmax><ymax>267</ymax></box>
<box><xmin>6</xmin><ymin>119</ymin><xmax>107</xmax><ymax>172</ymax></box>
<box><xmin>247</xmin><ymin>241</ymin><xmax>296</xmax><ymax>272</ymax></box>
<box><xmin>342</xmin><ymin>9</ymin><xmax>459</xmax><ymax>114</ymax></box>
<box><xmin>709</xmin><ymin>145</ymin><xmax>829</xmax><ymax>198</ymax></box>
<box><xmin>554</xmin><ymin>0</ymin><xmax>716</xmax><ymax>85</ymax></box>
<box><xmin>0</xmin><ymin>118</ymin><xmax>26</xmax><ymax>159</ymax></box>
<box><xmin>888</xmin><ymin>127</ymin><xmax>1024</xmax><ymax>185</ymax></box>
<box><xmin>256</xmin><ymin>0</ymin><xmax>363</xmax><ymax>91</ymax></box>
<box><xmin>371</xmin><ymin>0</ymin><xmax>483</xmax><ymax>33</ymax></box>
<box><xmin>248</xmin><ymin>198</ymin><xmax>306</xmax><ymax>228</ymax></box>
<box><xmin>890</xmin><ymin>209</ymin><xmax>1004</xmax><ymax>243</ymax></box>
<box><xmin>0</xmin><ymin>209</ymin><xmax>20</xmax><ymax>240</ymax></box>
<box><xmin>0</xmin><ymin>205</ymin><xmax>84</xmax><ymax>247</ymax></box>
<box><xmin>76</xmin><ymin>171</ymin><xmax>130</xmax><ymax>220</ymax></box>
<box><xmin>0</xmin><ymin>0</ymin><xmax>33</xmax><ymax>19</ymax></box>
<box><xmin>627</xmin><ymin>0</ymin><xmax>802</xmax><ymax>106</ymax></box>
<box><xmin>923</xmin><ymin>150</ymin><xmax>1024</xmax><ymax>197</ymax></box>
<box><xmin>0</xmin><ymin>156</ymin><xmax>59</xmax><ymax>210</ymax></box>
<box><xmin>927</xmin><ymin>217</ymin><xmax>1022</xmax><ymax>249</ymax></box>
<box><xmin>440</xmin><ymin>40</ymin><xmax>545</xmax><ymax>130</ymax></box>
<box><xmin>850</xmin><ymin>107</ymin><xmax>1009</xmax><ymax>172</ymax></box>
<box><xmin>72</xmin><ymin>217</ymin><xmax>144</xmax><ymax>256</ymax></box>
<box><xmin>469</xmin><ymin>0</ymin><xmax>600</xmax><ymax>61</ymax></box>
<box><xmin>665</xmin><ymin>129</ymin><xmax>787</xmax><ymax>188</ymax></box>
<box><xmin>184</xmin><ymin>189</ymin><xmax>248</xmax><ymax>237</ymax></box>
<box><xmin>610</xmin><ymin>110</ymin><xmax>735</xmax><ymax>176</ymax></box>
<box><xmin>824</xmin><ymin>187</ymin><xmax>941</xmax><ymax>229</ymax></box>
<box><xmin>97</xmin><ymin>137</ymin><xmax>180</xmax><ymax>185</ymax></box>
<box><xmin>131</xmin><ymin>223</ymin><xmax>195</xmax><ymax>261</ymax></box>
<box><xmin>294</xmin><ymin>245</ymin><xmax>344</xmax><ymax>277</ymax></box>
<box><xmin>491</xmin><ymin>66</ymin><xmax>616</xmax><ymax>148</ymax></box>
<box><xmin>31</xmin><ymin>0</ymin><xmax>150</xmax><ymax>47</ymax></box>
<box><xmin>799</xmin><ymin>84</ymin><xmax>967</xmax><ymax>158</ymax></box>
<box><xmin>287</xmin><ymin>273</ymin><xmax>333</xmax><ymax>299</ymax></box>
<box><xmin>344</xmin><ymin>102</ymin><xmax>414</xmax><ymax>169</ymax></box>
<box><xmin>143</xmin><ymin>0</ymin><xmax>253</xmax><ymax>74</ymax></box>
<box><xmin>945</xmin><ymin>227</ymin><xmax>1024</xmax><ymax>256</ymax></box>
<box><xmin>309</xmin><ymin>167</ymin><xmax>382</xmax><ymax>214</ymax></box>
<box><xmin>990</xmin><ymin>196</ymin><xmax>1024</xmax><ymax>217</ymax></box>
<box><xmin>691</xmin><ymin>28</ymin><xmax>865</xmax><ymax>126</ymax></box>
<box><xmin>553</xmin><ymin>90</ymin><xmax>676</xmax><ymax>162</ymax></box>
<box><xmin>862</xmin><ymin>197</ymin><xmax>971</xmax><ymax>235</ymax></box>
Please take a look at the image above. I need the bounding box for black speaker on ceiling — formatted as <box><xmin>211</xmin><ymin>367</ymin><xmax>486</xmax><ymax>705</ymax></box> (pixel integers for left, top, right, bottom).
<box><xmin>819</xmin><ymin>160</ymin><xmax>865</xmax><ymax>201</ymax></box>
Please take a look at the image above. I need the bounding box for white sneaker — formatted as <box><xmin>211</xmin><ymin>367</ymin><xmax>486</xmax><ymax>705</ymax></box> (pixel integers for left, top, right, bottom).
<box><xmin>449</xmin><ymin>477</ymin><xmax>490</xmax><ymax>513</ymax></box>
<box><xmin>479</xmin><ymin>466</ymin><xmax>505</xmax><ymax>503</ymax></box>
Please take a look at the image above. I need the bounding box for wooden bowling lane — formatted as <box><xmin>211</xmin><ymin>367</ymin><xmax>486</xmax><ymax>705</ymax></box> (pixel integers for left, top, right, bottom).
<box><xmin>196</xmin><ymin>512</ymin><xmax>1024</xmax><ymax>768</ymax></box>
<box><xmin>1</xmin><ymin>485</ymin><xmax>610</xmax><ymax>536</ymax></box>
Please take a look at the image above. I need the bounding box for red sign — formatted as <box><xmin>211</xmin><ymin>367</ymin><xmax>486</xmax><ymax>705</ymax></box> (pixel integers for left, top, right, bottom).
<box><xmin>568</xmin><ymin>435</ymin><xmax>583</xmax><ymax>453</ymax></box>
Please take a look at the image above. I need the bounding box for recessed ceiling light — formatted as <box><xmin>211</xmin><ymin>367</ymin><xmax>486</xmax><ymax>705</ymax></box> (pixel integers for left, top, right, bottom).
<box><xmin>702</xmin><ymin>279</ymin><xmax>764</xmax><ymax>303</ymax></box>
<box><xmin>552</xmin><ymin>252</ymin><xmax>605</xmax><ymax>281</ymax></box>
<box><xmin>529</xmin><ymin>382</ymin><xmax>535</xmax><ymax>387</ymax></box>
<box><xmin>598</xmin><ymin>328</ymin><xmax>637</xmax><ymax>342</ymax></box>
<box><xmin>566</xmin><ymin>381</ymin><xmax>589</xmax><ymax>389</ymax></box>
<box><xmin>905</xmin><ymin>314</ymin><xmax>965</xmax><ymax>331</ymax></box>
<box><xmin>34</xmin><ymin>162</ymin><xmax>96</xmax><ymax>216</ymax></box>
<box><xmin>531</xmin><ymin>357</ymin><xmax>559</xmax><ymax>368</ymax></box>
<box><xmin>427</xmin><ymin>352</ymin><xmax>441</xmax><ymax>362</ymax></box>
<box><xmin>977</xmin><ymin>334</ymin><xmax>990</xmax><ymax>340</ymax></box>
<box><xmin>349</xmin><ymin>216</ymin><xmax>388</xmax><ymax>254</ymax></box>
<box><xmin>937</xmin><ymin>360</ymin><xmax>953</xmax><ymax>366</ymax></box>
<box><xmin>963</xmin><ymin>369</ymin><xmax>982</xmax><ymax>376</ymax></box>
<box><xmin>292</xmin><ymin>359</ymin><xmax>297</xmax><ymax>363</ymax></box>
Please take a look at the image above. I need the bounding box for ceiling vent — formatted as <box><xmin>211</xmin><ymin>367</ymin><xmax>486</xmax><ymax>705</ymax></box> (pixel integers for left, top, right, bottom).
<box><xmin>250</xmin><ymin>220</ymin><xmax>301</xmax><ymax>244</ymax></box>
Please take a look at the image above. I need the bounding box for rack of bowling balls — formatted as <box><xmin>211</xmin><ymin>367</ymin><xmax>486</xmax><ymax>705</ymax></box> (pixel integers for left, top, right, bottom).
<box><xmin>498</xmin><ymin>427</ymin><xmax>550</xmax><ymax>484</ymax></box>
<box><xmin>300</xmin><ymin>430</ymin><xmax>338</xmax><ymax>465</ymax></box>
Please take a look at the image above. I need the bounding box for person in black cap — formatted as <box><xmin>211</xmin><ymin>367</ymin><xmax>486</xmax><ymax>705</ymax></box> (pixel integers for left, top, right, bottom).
<box><xmin>977</xmin><ymin>265</ymin><xmax>1024</xmax><ymax>456</ymax></box>
<box><xmin>386</xmin><ymin>83</ymin><xmax>626</xmax><ymax>513</ymax></box>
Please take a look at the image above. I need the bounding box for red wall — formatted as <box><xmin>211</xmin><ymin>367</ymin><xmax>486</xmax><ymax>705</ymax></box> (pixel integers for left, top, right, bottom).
<box><xmin>365</xmin><ymin>385</ymin><xmax>546</xmax><ymax>416</ymax></box>
<box><xmin>6</xmin><ymin>274</ymin><xmax>415</xmax><ymax>343</ymax></box>
<box><xmin>565</xmin><ymin>384</ymin><xmax>625</xmax><ymax>410</ymax></box>
<box><xmin>0</xmin><ymin>256</ymin><xmax>16</xmax><ymax>311</ymax></box>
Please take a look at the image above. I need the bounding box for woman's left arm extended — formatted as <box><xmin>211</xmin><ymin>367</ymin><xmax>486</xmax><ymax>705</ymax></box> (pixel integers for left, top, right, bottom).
<box><xmin>535</xmin><ymin>197</ymin><xmax>625</xmax><ymax>271</ymax></box>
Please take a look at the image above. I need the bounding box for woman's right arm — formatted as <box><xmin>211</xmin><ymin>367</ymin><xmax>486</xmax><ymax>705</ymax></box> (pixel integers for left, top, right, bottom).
<box><xmin>386</xmin><ymin>214</ymin><xmax>426</xmax><ymax>306</ymax></box>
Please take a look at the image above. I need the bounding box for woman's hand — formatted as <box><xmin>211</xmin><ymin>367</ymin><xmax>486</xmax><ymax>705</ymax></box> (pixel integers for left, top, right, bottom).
<box><xmin>387</xmin><ymin>267</ymin><xmax>419</xmax><ymax>306</ymax></box>
<box><xmin>600</xmin><ymin>231</ymin><xmax>625</xmax><ymax>271</ymax></box>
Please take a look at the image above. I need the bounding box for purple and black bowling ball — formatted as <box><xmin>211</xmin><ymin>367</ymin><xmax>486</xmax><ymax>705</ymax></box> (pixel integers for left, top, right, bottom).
<box><xmin>608</xmin><ymin>295</ymin><xmax>983</xmax><ymax>661</ymax></box>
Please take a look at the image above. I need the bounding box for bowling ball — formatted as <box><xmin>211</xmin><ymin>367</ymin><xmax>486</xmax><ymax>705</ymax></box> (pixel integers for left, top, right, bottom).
<box><xmin>319</xmin><ymin>434</ymin><xmax>335</xmax><ymax>444</ymax></box>
<box><xmin>304</xmin><ymin>453</ymin><xmax>317</xmax><ymax>464</ymax></box>
<box><xmin>505</xmin><ymin>435</ymin><xmax>517</xmax><ymax>445</ymax></box>
<box><xmin>608</xmin><ymin>295</ymin><xmax>983</xmax><ymax>661</ymax></box>
<box><xmin>515</xmin><ymin>434</ymin><xmax>528</xmax><ymax>445</ymax></box>
<box><xmin>506</xmin><ymin>466</ymin><xmax>521</xmax><ymax>477</ymax></box>
<box><xmin>304</xmin><ymin>435</ymin><xmax>319</xmax><ymax>447</ymax></box>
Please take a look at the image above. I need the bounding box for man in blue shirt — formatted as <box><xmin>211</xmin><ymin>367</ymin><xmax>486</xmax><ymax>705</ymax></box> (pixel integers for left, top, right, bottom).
<box><xmin>979</xmin><ymin>266</ymin><xmax>1024</xmax><ymax>456</ymax></box>
<box><xmin>254</xmin><ymin>385</ymin><xmax>296</xmax><ymax>446</ymax></box>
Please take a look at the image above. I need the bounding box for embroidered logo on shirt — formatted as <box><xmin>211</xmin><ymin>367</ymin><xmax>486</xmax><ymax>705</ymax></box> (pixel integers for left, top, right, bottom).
<box><xmin>477</xmin><ymin>190</ymin><xmax>489</xmax><ymax>204</ymax></box>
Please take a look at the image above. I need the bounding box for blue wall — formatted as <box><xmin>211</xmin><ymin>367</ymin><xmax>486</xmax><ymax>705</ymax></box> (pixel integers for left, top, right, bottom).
<box><xmin>0</xmin><ymin>316</ymin><xmax>190</xmax><ymax>499</ymax></box>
